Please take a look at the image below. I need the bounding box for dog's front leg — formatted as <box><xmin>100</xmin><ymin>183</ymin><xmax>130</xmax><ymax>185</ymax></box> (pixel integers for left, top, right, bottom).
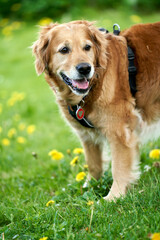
<box><xmin>82</xmin><ymin>140</ymin><xmax>103</xmax><ymax>180</ymax></box>
<box><xmin>104</xmin><ymin>135</ymin><xmax>140</xmax><ymax>201</ymax></box>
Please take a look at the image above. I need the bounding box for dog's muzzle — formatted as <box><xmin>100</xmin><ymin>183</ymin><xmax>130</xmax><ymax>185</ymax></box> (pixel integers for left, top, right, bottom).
<box><xmin>60</xmin><ymin>72</ymin><xmax>90</xmax><ymax>94</ymax></box>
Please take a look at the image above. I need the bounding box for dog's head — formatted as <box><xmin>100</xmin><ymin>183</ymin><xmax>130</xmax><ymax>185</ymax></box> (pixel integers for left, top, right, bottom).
<box><xmin>32</xmin><ymin>21</ymin><xmax>107</xmax><ymax>96</ymax></box>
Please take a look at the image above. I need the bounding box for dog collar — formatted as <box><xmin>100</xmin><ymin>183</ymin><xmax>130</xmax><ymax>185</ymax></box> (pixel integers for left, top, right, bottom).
<box><xmin>68</xmin><ymin>104</ymin><xmax>94</xmax><ymax>128</ymax></box>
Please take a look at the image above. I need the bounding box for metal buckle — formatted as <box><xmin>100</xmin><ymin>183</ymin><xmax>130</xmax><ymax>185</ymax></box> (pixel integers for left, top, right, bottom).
<box><xmin>113</xmin><ymin>23</ymin><xmax>120</xmax><ymax>35</ymax></box>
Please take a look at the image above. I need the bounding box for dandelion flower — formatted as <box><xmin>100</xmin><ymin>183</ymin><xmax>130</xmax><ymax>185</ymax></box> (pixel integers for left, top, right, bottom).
<box><xmin>17</xmin><ymin>92</ymin><xmax>26</xmax><ymax>101</ymax></box>
<box><xmin>17</xmin><ymin>136</ymin><xmax>26</xmax><ymax>144</ymax></box>
<box><xmin>70</xmin><ymin>156</ymin><xmax>79</xmax><ymax>166</ymax></box>
<box><xmin>7</xmin><ymin>98</ymin><xmax>15</xmax><ymax>106</ymax></box>
<box><xmin>87</xmin><ymin>200</ymin><xmax>94</xmax><ymax>206</ymax></box>
<box><xmin>2</xmin><ymin>138</ymin><xmax>10</xmax><ymax>146</ymax></box>
<box><xmin>2</xmin><ymin>26</ymin><xmax>13</xmax><ymax>37</ymax></box>
<box><xmin>27</xmin><ymin>125</ymin><xmax>36</xmax><ymax>134</ymax></box>
<box><xmin>130</xmin><ymin>15</ymin><xmax>142</xmax><ymax>23</ymax></box>
<box><xmin>46</xmin><ymin>200</ymin><xmax>55</xmax><ymax>207</ymax></box>
<box><xmin>39</xmin><ymin>237</ymin><xmax>48</xmax><ymax>240</ymax></box>
<box><xmin>73</xmin><ymin>148</ymin><xmax>84</xmax><ymax>154</ymax></box>
<box><xmin>84</xmin><ymin>164</ymin><xmax>88</xmax><ymax>169</ymax></box>
<box><xmin>76</xmin><ymin>172</ymin><xmax>86</xmax><ymax>182</ymax></box>
<box><xmin>7</xmin><ymin>92</ymin><xmax>25</xmax><ymax>106</ymax></box>
<box><xmin>67</xmin><ymin>149</ymin><xmax>71</xmax><ymax>154</ymax></box>
<box><xmin>48</xmin><ymin>150</ymin><xmax>64</xmax><ymax>160</ymax></box>
<box><xmin>38</xmin><ymin>18</ymin><xmax>53</xmax><ymax>26</ymax></box>
<box><xmin>8</xmin><ymin>128</ymin><xmax>17</xmax><ymax>138</ymax></box>
<box><xmin>149</xmin><ymin>149</ymin><xmax>160</xmax><ymax>159</ymax></box>
<box><xmin>149</xmin><ymin>233</ymin><xmax>160</xmax><ymax>240</ymax></box>
<box><xmin>12</xmin><ymin>92</ymin><xmax>25</xmax><ymax>101</ymax></box>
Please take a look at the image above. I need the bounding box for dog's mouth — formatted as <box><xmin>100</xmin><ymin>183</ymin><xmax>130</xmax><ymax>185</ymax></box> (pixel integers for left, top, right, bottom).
<box><xmin>60</xmin><ymin>72</ymin><xmax>90</xmax><ymax>94</ymax></box>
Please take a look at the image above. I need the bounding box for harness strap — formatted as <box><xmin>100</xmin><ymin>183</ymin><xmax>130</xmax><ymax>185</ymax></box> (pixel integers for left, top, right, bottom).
<box><xmin>128</xmin><ymin>46</ymin><xmax>137</xmax><ymax>96</ymax></box>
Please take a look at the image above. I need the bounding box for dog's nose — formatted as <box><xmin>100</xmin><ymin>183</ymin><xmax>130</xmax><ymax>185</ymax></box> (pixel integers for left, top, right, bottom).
<box><xmin>76</xmin><ymin>63</ymin><xmax>91</xmax><ymax>76</ymax></box>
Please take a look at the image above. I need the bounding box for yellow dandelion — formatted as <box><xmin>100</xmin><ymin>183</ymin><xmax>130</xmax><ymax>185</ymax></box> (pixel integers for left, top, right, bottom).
<box><xmin>0</xmin><ymin>104</ymin><xmax>3</xmax><ymax>114</ymax></box>
<box><xmin>149</xmin><ymin>149</ymin><xmax>160</xmax><ymax>159</ymax></box>
<box><xmin>70</xmin><ymin>156</ymin><xmax>79</xmax><ymax>166</ymax></box>
<box><xmin>11</xmin><ymin>3</ymin><xmax>21</xmax><ymax>11</ymax></box>
<box><xmin>17</xmin><ymin>92</ymin><xmax>26</xmax><ymax>101</ymax></box>
<box><xmin>39</xmin><ymin>237</ymin><xmax>48</xmax><ymax>240</ymax></box>
<box><xmin>38</xmin><ymin>18</ymin><xmax>53</xmax><ymax>26</ymax></box>
<box><xmin>17</xmin><ymin>136</ymin><xmax>26</xmax><ymax>144</ymax></box>
<box><xmin>87</xmin><ymin>200</ymin><xmax>94</xmax><ymax>206</ymax></box>
<box><xmin>2</xmin><ymin>26</ymin><xmax>13</xmax><ymax>37</ymax></box>
<box><xmin>2</xmin><ymin>138</ymin><xmax>10</xmax><ymax>146</ymax></box>
<box><xmin>48</xmin><ymin>150</ymin><xmax>64</xmax><ymax>160</ymax></box>
<box><xmin>18</xmin><ymin>123</ymin><xmax>26</xmax><ymax>131</ymax></box>
<box><xmin>73</xmin><ymin>148</ymin><xmax>84</xmax><ymax>154</ymax></box>
<box><xmin>46</xmin><ymin>200</ymin><xmax>55</xmax><ymax>207</ymax></box>
<box><xmin>7</xmin><ymin>97</ymin><xmax>16</xmax><ymax>107</ymax></box>
<box><xmin>7</xmin><ymin>92</ymin><xmax>26</xmax><ymax>106</ymax></box>
<box><xmin>0</xmin><ymin>126</ymin><xmax>2</xmax><ymax>133</ymax></box>
<box><xmin>76</xmin><ymin>172</ymin><xmax>86</xmax><ymax>182</ymax></box>
<box><xmin>84</xmin><ymin>164</ymin><xmax>88</xmax><ymax>169</ymax></box>
<box><xmin>130</xmin><ymin>15</ymin><xmax>142</xmax><ymax>23</ymax></box>
<box><xmin>67</xmin><ymin>149</ymin><xmax>71</xmax><ymax>154</ymax></box>
<box><xmin>12</xmin><ymin>92</ymin><xmax>26</xmax><ymax>101</ymax></box>
<box><xmin>150</xmin><ymin>233</ymin><xmax>160</xmax><ymax>240</ymax></box>
<box><xmin>27</xmin><ymin>125</ymin><xmax>36</xmax><ymax>134</ymax></box>
<box><xmin>8</xmin><ymin>128</ymin><xmax>17</xmax><ymax>138</ymax></box>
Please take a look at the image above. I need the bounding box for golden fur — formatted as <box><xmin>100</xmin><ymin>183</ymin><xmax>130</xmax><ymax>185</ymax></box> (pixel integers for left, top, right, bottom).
<box><xmin>33</xmin><ymin>21</ymin><xmax>160</xmax><ymax>201</ymax></box>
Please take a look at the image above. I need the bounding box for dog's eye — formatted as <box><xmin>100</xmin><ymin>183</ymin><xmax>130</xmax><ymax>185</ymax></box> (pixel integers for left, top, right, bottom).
<box><xmin>84</xmin><ymin>44</ymin><xmax>91</xmax><ymax>51</ymax></box>
<box><xmin>59</xmin><ymin>47</ymin><xmax>70</xmax><ymax>54</ymax></box>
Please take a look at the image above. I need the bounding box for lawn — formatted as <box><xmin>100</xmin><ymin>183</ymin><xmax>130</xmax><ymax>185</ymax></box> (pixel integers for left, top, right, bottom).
<box><xmin>0</xmin><ymin>8</ymin><xmax>160</xmax><ymax>240</ymax></box>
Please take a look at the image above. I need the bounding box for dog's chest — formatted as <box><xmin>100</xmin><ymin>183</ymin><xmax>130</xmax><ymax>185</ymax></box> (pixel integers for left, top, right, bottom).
<box><xmin>140</xmin><ymin>119</ymin><xmax>160</xmax><ymax>144</ymax></box>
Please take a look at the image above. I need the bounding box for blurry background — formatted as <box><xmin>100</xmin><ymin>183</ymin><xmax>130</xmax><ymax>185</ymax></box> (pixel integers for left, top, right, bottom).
<box><xmin>0</xmin><ymin>0</ymin><xmax>160</xmax><ymax>21</ymax></box>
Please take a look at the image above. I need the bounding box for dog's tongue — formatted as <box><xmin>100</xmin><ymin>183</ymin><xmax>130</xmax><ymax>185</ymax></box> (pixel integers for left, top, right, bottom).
<box><xmin>72</xmin><ymin>78</ymin><xmax>89</xmax><ymax>89</ymax></box>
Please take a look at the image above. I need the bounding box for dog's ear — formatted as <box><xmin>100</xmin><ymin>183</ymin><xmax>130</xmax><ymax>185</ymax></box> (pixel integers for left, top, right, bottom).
<box><xmin>32</xmin><ymin>37</ymin><xmax>49</xmax><ymax>75</ymax></box>
<box><xmin>32</xmin><ymin>23</ymin><xmax>58</xmax><ymax>75</ymax></box>
<box><xmin>89</xmin><ymin>27</ymin><xmax>107</xmax><ymax>69</ymax></box>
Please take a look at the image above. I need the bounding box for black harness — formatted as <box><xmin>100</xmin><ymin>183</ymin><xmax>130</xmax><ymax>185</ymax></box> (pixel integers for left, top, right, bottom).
<box><xmin>68</xmin><ymin>24</ymin><xmax>137</xmax><ymax>129</ymax></box>
<box><xmin>128</xmin><ymin>46</ymin><xmax>137</xmax><ymax>96</ymax></box>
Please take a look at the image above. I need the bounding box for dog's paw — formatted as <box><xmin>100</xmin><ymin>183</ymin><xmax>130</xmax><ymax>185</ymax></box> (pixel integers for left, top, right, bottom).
<box><xmin>103</xmin><ymin>186</ymin><xmax>125</xmax><ymax>202</ymax></box>
<box><xmin>103</xmin><ymin>192</ymin><xmax>124</xmax><ymax>202</ymax></box>
<box><xmin>103</xmin><ymin>193</ymin><xmax>117</xmax><ymax>202</ymax></box>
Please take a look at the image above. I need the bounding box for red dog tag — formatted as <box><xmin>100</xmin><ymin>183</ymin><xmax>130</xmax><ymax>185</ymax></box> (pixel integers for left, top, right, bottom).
<box><xmin>76</xmin><ymin>107</ymin><xmax>84</xmax><ymax>120</ymax></box>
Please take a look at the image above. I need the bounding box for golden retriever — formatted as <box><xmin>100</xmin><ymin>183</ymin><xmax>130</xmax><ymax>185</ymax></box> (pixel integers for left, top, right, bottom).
<box><xmin>32</xmin><ymin>21</ymin><xmax>160</xmax><ymax>201</ymax></box>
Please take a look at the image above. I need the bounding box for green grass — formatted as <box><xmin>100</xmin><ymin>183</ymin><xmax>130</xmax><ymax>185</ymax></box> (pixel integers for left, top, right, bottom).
<box><xmin>0</xmin><ymin>8</ymin><xmax>160</xmax><ymax>240</ymax></box>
